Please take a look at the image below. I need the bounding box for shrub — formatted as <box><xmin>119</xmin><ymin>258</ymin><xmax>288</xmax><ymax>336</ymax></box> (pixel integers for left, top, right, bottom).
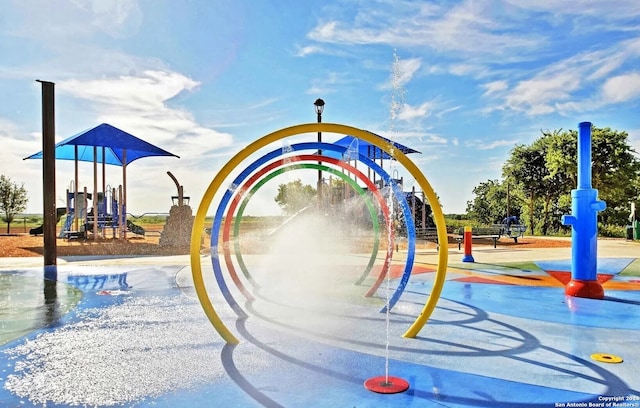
<box><xmin>598</xmin><ymin>223</ymin><xmax>625</xmax><ymax>238</ymax></box>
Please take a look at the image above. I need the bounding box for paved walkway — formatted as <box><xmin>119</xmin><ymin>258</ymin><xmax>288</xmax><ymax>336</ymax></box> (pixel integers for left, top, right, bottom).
<box><xmin>1</xmin><ymin>238</ymin><xmax>638</xmax><ymax>407</ymax></box>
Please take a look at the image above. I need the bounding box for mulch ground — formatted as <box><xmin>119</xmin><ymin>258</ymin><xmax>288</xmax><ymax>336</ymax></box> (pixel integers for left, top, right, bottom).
<box><xmin>0</xmin><ymin>224</ymin><xmax>572</xmax><ymax>258</ymax></box>
<box><xmin>0</xmin><ymin>233</ymin><xmax>189</xmax><ymax>257</ymax></box>
<box><xmin>0</xmin><ymin>224</ymin><xmax>191</xmax><ymax>257</ymax></box>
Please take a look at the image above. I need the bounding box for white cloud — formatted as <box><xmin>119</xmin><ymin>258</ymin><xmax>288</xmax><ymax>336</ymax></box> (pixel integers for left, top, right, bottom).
<box><xmin>307</xmin><ymin>71</ymin><xmax>352</xmax><ymax>95</ymax></box>
<box><xmin>309</xmin><ymin>0</ymin><xmax>640</xmax><ymax>121</ymax></box>
<box><xmin>16</xmin><ymin>69</ymin><xmax>239</xmax><ymax>215</ymax></box>
<box><xmin>485</xmin><ymin>28</ymin><xmax>640</xmax><ymax>116</ymax></box>
<box><xmin>586</xmin><ymin>53</ymin><xmax>626</xmax><ymax>81</ymax></box>
<box><xmin>628</xmin><ymin>128</ymin><xmax>640</xmax><ymax>155</ymax></box>
<box><xmin>59</xmin><ymin>70</ymin><xmax>234</xmax><ymax>157</ymax></box>
<box><xmin>504</xmin><ymin>0</ymin><xmax>640</xmax><ymax>20</ymax></box>
<box><xmin>625</xmin><ymin>37</ymin><xmax>640</xmax><ymax>56</ymax></box>
<box><xmin>72</xmin><ymin>0</ymin><xmax>143</xmax><ymax>38</ymax></box>
<box><xmin>0</xmin><ymin>118</ymin><xmax>23</xmax><ymax>142</ymax></box>
<box><xmin>308</xmin><ymin>0</ymin><xmax>543</xmax><ymax>60</ymax></box>
<box><xmin>295</xmin><ymin>45</ymin><xmax>323</xmax><ymax>57</ymax></box>
<box><xmin>424</xmin><ymin>133</ymin><xmax>448</xmax><ymax>145</ymax></box>
<box><xmin>394</xmin><ymin>58</ymin><xmax>422</xmax><ymax>88</ymax></box>
<box><xmin>436</xmin><ymin>105</ymin><xmax>462</xmax><ymax>118</ymax></box>
<box><xmin>478</xmin><ymin>140</ymin><xmax>516</xmax><ymax>150</ymax></box>
<box><xmin>8</xmin><ymin>0</ymin><xmax>142</xmax><ymax>41</ymax></box>
<box><xmin>482</xmin><ymin>80</ymin><xmax>509</xmax><ymax>96</ymax></box>
<box><xmin>371</xmin><ymin>129</ymin><xmax>446</xmax><ymax>150</ymax></box>
<box><xmin>601</xmin><ymin>73</ymin><xmax>640</xmax><ymax>103</ymax></box>
<box><xmin>449</xmin><ymin>64</ymin><xmax>479</xmax><ymax>76</ymax></box>
<box><xmin>1</xmin><ymin>120</ymin><xmax>42</xmax><ymax>188</ymax></box>
<box><xmin>380</xmin><ymin>55</ymin><xmax>422</xmax><ymax>93</ymax></box>
<box><xmin>61</xmin><ymin>71</ymin><xmax>198</xmax><ymax>113</ymax></box>
<box><xmin>505</xmin><ymin>72</ymin><xmax>580</xmax><ymax>115</ymax></box>
<box><xmin>396</xmin><ymin>102</ymin><xmax>433</xmax><ymax>121</ymax></box>
<box><xmin>466</xmin><ymin>138</ymin><xmax>516</xmax><ymax>151</ymax></box>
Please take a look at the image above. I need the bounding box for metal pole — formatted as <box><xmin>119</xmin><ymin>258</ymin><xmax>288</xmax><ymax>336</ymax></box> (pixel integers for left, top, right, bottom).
<box><xmin>122</xmin><ymin>150</ymin><xmax>127</xmax><ymax>239</ymax></box>
<box><xmin>506</xmin><ymin>182</ymin><xmax>510</xmax><ymax>219</ymax></box>
<box><xmin>317</xmin><ymin>110</ymin><xmax>322</xmax><ymax>209</ymax></box>
<box><xmin>37</xmin><ymin>80</ymin><xmax>57</xmax><ymax>277</ymax></box>
<box><xmin>74</xmin><ymin>145</ymin><xmax>78</xmax><ymax>232</ymax></box>
<box><xmin>93</xmin><ymin>145</ymin><xmax>98</xmax><ymax>239</ymax></box>
<box><xmin>314</xmin><ymin>98</ymin><xmax>325</xmax><ymax>212</ymax></box>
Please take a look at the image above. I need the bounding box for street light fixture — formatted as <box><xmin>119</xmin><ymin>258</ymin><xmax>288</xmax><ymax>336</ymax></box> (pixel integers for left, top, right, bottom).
<box><xmin>314</xmin><ymin>98</ymin><xmax>325</xmax><ymax>120</ymax></box>
<box><xmin>314</xmin><ymin>98</ymin><xmax>325</xmax><ymax>209</ymax></box>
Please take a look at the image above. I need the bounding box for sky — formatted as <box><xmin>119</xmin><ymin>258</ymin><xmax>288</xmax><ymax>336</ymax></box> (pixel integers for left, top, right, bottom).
<box><xmin>1</xmin><ymin>0</ymin><xmax>640</xmax><ymax>218</ymax></box>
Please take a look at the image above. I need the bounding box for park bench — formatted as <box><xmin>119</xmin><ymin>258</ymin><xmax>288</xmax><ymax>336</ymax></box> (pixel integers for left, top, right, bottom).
<box><xmin>414</xmin><ymin>227</ymin><xmax>439</xmax><ymax>244</ymax></box>
<box><xmin>454</xmin><ymin>226</ymin><xmax>502</xmax><ymax>249</ymax></box>
<box><xmin>491</xmin><ymin>223</ymin><xmax>527</xmax><ymax>243</ymax></box>
<box><xmin>63</xmin><ymin>230</ymin><xmax>86</xmax><ymax>240</ymax></box>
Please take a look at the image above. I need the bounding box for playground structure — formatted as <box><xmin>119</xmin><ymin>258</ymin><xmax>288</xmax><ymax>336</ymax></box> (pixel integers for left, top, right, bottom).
<box><xmin>59</xmin><ymin>172</ymin><xmax>194</xmax><ymax>246</ymax></box>
<box><xmin>315</xmin><ymin>173</ymin><xmax>436</xmax><ymax>238</ymax></box>
<box><xmin>25</xmin><ymin>122</ymin><xmax>179</xmax><ymax>242</ymax></box>
<box><xmin>159</xmin><ymin>171</ymin><xmax>194</xmax><ymax>247</ymax></box>
<box><xmin>58</xmin><ymin>182</ymin><xmax>145</xmax><ymax>240</ymax></box>
<box><xmin>28</xmin><ymin>207</ymin><xmax>67</xmax><ymax>236</ymax></box>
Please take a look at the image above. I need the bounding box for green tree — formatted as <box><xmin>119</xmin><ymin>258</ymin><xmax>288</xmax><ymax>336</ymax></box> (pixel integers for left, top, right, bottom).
<box><xmin>503</xmin><ymin>143</ymin><xmax>548</xmax><ymax>233</ymax></box>
<box><xmin>274</xmin><ymin>179</ymin><xmax>316</xmax><ymax>215</ymax></box>
<box><xmin>545</xmin><ymin>126</ymin><xmax>640</xmax><ymax>225</ymax></box>
<box><xmin>469</xmin><ymin>125</ymin><xmax>640</xmax><ymax>236</ymax></box>
<box><xmin>504</xmin><ymin>135</ymin><xmax>573</xmax><ymax>235</ymax></box>
<box><xmin>466</xmin><ymin>179</ymin><xmax>510</xmax><ymax>225</ymax></box>
<box><xmin>0</xmin><ymin>175</ymin><xmax>29</xmax><ymax>234</ymax></box>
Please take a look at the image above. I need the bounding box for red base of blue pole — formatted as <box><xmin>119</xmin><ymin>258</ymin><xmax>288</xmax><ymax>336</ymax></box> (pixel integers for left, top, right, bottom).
<box><xmin>565</xmin><ymin>279</ymin><xmax>604</xmax><ymax>299</ymax></box>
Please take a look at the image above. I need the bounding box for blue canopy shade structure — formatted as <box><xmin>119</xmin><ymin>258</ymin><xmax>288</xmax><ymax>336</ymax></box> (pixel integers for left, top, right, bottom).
<box><xmin>24</xmin><ymin>123</ymin><xmax>179</xmax><ymax>165</ymax></box>
<box><xmin>332</xmin><ymin>133</ymin><xmax>420</xmax><ymax>161</ymax></box>
<box><xmin>324</xmin><ymin>132</ymin><xmax>420</xmax><ymax>188</ymax></box>
<box><xmin>25</xmin><ymin>123</ymin><xmax>179</xmax><ymax>239</ymax></box>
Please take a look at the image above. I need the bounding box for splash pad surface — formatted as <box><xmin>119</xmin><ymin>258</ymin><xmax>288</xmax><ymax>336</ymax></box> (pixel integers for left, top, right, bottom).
<box><xmin>1</xmin><ymin>246</ymin><xmax>639</xmax><ymax>407</ymax></box>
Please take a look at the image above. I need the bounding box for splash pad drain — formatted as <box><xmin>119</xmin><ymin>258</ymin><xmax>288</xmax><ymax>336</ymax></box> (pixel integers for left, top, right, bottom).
<box><xmin>364</xmin><ymin>376</ymin><xmax>410</xmax><ymax>394</ymax></box>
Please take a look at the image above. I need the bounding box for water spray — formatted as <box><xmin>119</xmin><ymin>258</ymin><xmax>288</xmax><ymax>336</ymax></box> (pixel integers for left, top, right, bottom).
<box><xmin>364</xmin><ymin>51</ymin><xmax>410</xmax><ymax>395</ymax></box>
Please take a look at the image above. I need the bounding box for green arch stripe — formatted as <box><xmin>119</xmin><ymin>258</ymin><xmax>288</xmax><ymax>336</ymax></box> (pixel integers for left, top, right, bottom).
<box><xmin>232</xmin><ymin>163</ymin><xmax>381</xmax><ymax>288</ymax></box>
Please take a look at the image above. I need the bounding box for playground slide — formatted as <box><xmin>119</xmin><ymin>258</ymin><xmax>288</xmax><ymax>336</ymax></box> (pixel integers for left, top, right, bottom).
<box><xmin>60</xmin><ymin>213</ymin><xmax>74</xmax><ymax>238</ymax></box>
<box><xmin>126</xmin><ymin>219</ymin><xmax>146</xmax><ymax>236</ymax></box>
<box><xmin>30</xmin><ymin>207</ymin><xmax>67</xmax><ymax>236</ymax></box>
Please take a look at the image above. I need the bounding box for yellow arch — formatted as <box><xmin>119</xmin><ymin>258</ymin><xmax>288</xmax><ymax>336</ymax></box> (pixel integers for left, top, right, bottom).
<box><xmin>190</xmin><ymin>123</ymin><xmax>448</xmax><ymax>344</ymax></box>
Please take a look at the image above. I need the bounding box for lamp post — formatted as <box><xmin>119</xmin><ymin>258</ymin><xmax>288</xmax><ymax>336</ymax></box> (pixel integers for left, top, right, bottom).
<box><xmin>314</xmin><ymin>98</ymin><xmax>325</xmax><ymax>210</ymax></box>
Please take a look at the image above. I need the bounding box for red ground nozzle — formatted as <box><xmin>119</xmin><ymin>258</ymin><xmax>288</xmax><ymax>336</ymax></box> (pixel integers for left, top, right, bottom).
<box><xmin>364</xmin><ymin>376</ymin><xmax>409</xmax><ymax>394</ymax></box>
<box><xmin>565</xmin><ymin>279</ymin><xmax>604</xmax><ymax>299</ymax></box>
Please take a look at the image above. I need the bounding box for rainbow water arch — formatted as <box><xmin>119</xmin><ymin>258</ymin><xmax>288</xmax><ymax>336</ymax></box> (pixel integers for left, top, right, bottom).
<box><xmin>221</xmin><ymin>157</ymin><xmax>390</xmax><ymax>297</ymax></box>
<box><xmin>216</xmin><ymin>142</ymin><xmax>417</xmax><ymax>309</ymax></box>
<box><xmin>190</xmin><ymin>123</ymin><xmax>448</xmax><ymax>344</ymax></box>
<box><xmin>212</xmin><ymin>156</ymin><xmax>392</xmax><ymax>317</ymax></box>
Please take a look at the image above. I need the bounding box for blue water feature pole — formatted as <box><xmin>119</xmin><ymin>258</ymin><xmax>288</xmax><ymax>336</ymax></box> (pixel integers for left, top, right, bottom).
<box><xmin>561</xmin><ymin>122</ymin><xmax>606</xmax><ymax>299</ymax></box>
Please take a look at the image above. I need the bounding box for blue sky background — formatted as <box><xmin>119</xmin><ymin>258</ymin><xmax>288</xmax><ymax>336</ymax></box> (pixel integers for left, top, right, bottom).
<box><xmin>1</xmin><ymin>0</ymin><xmax>639</xmax><ymax>216</ymax></box>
